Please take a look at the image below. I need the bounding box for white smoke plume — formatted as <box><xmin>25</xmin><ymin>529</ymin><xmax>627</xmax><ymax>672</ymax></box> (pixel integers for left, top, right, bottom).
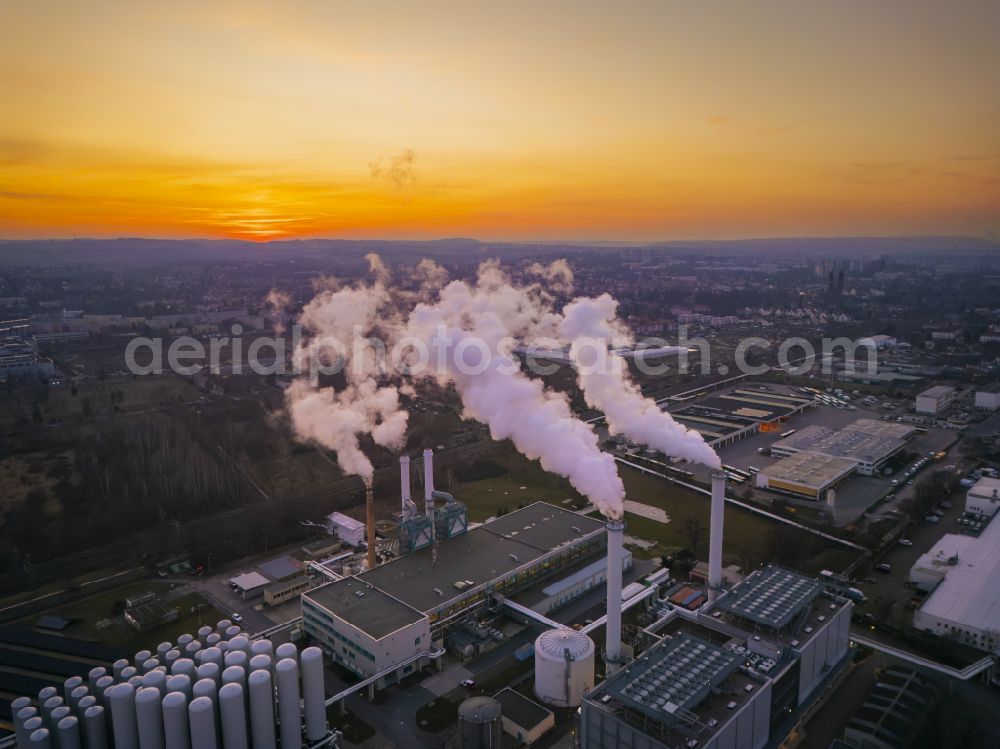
<box><xmin>285</xmin><ymin>255</ymin><xmax>408</xmax><ymax>485</ymax></box>
<box><xmin>404</xmin><ymin>278</ymin><xmax>626</xmax><ymax>517</ymax></box>
<box><xmin>264</xmin><ymin>289</ymin><xmax>291</xmax><ymax>334</ymax></box>
<box><xmin>559</xmin><ymin>294</ymin><xmax>721</xmax><ymax>470</ymax></box>
<box><xmin>526</xmin><ymin>259</ymin><xmax>574</xmax><ymax>294</ymax></box>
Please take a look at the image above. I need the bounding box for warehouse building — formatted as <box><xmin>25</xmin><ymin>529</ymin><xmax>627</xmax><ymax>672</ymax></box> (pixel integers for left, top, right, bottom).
<box><xmin>915</xmin><ymin>385</ymin><xmax>955</xmax><ymax>415</ymax></box>
<box><xmin>974</xmin><ymin>385</ymin><xmax>1000</xmax><ymax>411</ymax></box>
<box><xmin>754</xmin><ymin>452</ymin><xmax>856</xmax><ymax>500</ymax></box>
<box><xmin>966</xmin><ymin>476</ymin><xmax>1000</xmax><ymax>518</ymax></box>
<box><xmin>303</xmin><ymin>502</ymin><xmax>611</xmax><ymax>689</ymax></box>
<box><xmin>580</xmin><ymin>566</ymin><xmax>852</xmax><ymax>749</ymax></box>
<box><xmin>769</xmin><ymin>420</ymin><xmax>909</xmax><ymax>475</ymax></box>
<box><xmin>670</xmin><ymin>388</ymin><xmax>812</xmax><ymax>448</ymax></box>
<box><xmin>913</xmin><ymin>512</ymin><xmax>1000</xmax><ymax>654</ymax></box>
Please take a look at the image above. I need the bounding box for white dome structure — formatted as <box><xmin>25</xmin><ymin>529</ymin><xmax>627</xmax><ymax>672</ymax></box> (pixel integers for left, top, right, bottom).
<box><xmin>533</xmin><ymin>628</ymin><xmax>595</xmax><ymax>707</ymax></box>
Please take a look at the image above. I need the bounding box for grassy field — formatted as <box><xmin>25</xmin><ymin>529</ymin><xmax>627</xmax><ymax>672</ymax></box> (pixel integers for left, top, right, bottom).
<box><xmin>40</xmin><ymin>375</ymin><xmax>201</xmax><ymax>422</ymax></box>
<box><xmin>453</xmin><ymin>449</ymin><xmax>860</xmax><ymax>575</ymax></box>
<box><xmin>26</xmin><ymin>580</ymin><xmax>226</xmax><ymax>652</ymax></box>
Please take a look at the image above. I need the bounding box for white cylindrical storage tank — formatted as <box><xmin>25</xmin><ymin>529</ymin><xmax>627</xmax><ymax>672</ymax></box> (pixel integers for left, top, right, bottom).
<box><xmin>49</xmin><ymin>708</ymin><xmax>71</xmax><ymax>731</ymax></box>
<box><xmin>201</xmin><ymin>647</ymin><xmax>223</xmax><ymax>670</ymax></box>
<box><xmin>14</xmin><ymin>703</ymin><xmax>37</xmax><ymax>749</ymax></box>
<box><xmin>197</xmin><ymin>663</ymin><xmax>221</xmax><ymax>689</ymax></box>
<box><xmin>41</xmin><ymin>696</ymin><xmax>64</xmax><ymax>727</ymax></box>
<box><xmin>164</xmin><ymin>650</ymin><xmax>181</xmax><ymax>668</ymax></box>
<box><xmin>299</xmin><ymin>647</ymin><xmax>326</xmax><ymax>742</ymax></box>
<box><xmin>56</xmin><ymin>716</ymin><xmax>81</xmax><ymax>749</ymax></box>
<box><xmin>215</xmin><ymin>620</ymin><xmax>231</xmax><ymax>635</ymax></box>
<box><xmin>275</xmin><ymin>659</ymin><xmax>301</xmax><ymax>749</ymax></box>
<box><xmin>172</xmin><ymin>658</ymin><xmax>196</xmax><ymax>680</ymax></box>
<box><xmin>39</xmin><ymin>687</ymin><xmax>58</xmax><ymax>703</ymax></box>
<box><xmin>82</xmin><ymin>707</ymin><xmax>108</xmax><ymax>749</ymax></box>
<box><xmin>206</xmin><ymin>634</ymin><xmax>222</xmax><ymax>649</ymax></box>
<box><xmin>187</xmin><ymin>697</ymin><xmax>218</xmax><ymax>749</ymax></box>
<box><xmin>63</xmin><ymin>676</ymin><xmax>85</xmax><ymax>701</ymax></box>
<box><xmin>134</xmin><ymin>651</ymin><xmax>152</xmax><ymax>670</ymax></box>
<box><xmin>192</xmin><ymin>679</ymin><xmax>217</xmax><ymax>717</ymax></box>
<box><xmin>534</xmin><ymin>628</ymin><xmax>595</xmax><ymax>708</ymax></box>
<box><xmin>249</xmin><ymin>640</ymin><xmax>272</xmax><ymax>659</ymax></box>
<box><xmin>198</xmin><ymin>626</ymin><xmax>213</xmax><ymax>644</ymax></box>
<box><xmin>142</xmin><ymin>670</ymin><xmax>167</xmax><ymax>697</ymax></box>
<box><xmin>247</xmin><ymin>655</ymin><xmax>271</xmax><ymax>680</ymax></box>
<box><xmin>68</xmin><ymin>686</ymin><xmax>89</xmax><ymax>716</ymax></box>
<box><xmin>224</xmin><ymin>626</ymin><xmax>241</xmax><ymax>640</ymax></box>
<box><xmin>135</xmin><ymin>688</ymin><xmax>164</xmax><ymax>749</ymax></box>
<box><xmin>23</xmin><ymin>718</ymin><xmax>44</xmax><ymax>743</ymax></box>
<box><xmin>157</xmin><ymin>642</ymin><xmax>173</xmax><ymax>660</ymax></box>
<box><xmin>274</xmin><ymin>643</ymin><xmax>297</xmax><ymax>662</ymax></box>
<box><xmin>87</xmin><ymin>668</ymin><xmax>107</xmax><ymax>690</ymax></box>
<box><xmin>161</xmin><ymin>692</ymin><xmax>190</xmax><ymax>749</ymax></box>
<box><xmin>75</xmin><ymin>697</ymin><xmax>96</xmax><ymax>719</ymax></box>
<box><xmin>165</xmin><ymin>676</ymin><xmax>192</xmax><ymax>702</ymax></box>
<box><xmin>457</xmin><ymin>697</ymin><xmax>501</xmax><ymax>749</ymax></box>
<box><xmin>221</xmin><ymin>666</ymin><xmax>245</xmax><ymax>690</ymax></box>
<box><xmin>28</xmin><ymin>728</ymin><xmax>52</xmax><ymax>749</ymax></box>
<box><xmin>109</xmin><ymin>683</ymin><xmax>138</xmax><ymax>749</ymax></box>
<box><xmin>227</xmin><ymin>635</ymin><xmax>249</xmax><ymax>655</ymax></box>
<box><xmin>218</xmin><ymin>684</ymin><xmax>248</xmax><ymax>749</ymax></box>
<box><xmin>223</xmin><ymin>651</ymin><xmax>247</xmax><ymax>671</ymax></box>
<box><xmin>142</xmin><ymin>659</ymin><xmax>160</xmax><ymax>675</ymax></box>
<box><xmin>94</xmin><ymin>677</ymin><xmax>114</xmax><ymax>707</ymax></box>
<box><xmin>121</xmin><ymin>666</ymin><xmax>138</xmax><ymax>683</ymax></box>
<box><xmin>185</xmin><ymin>642</ymin><xmax>202</xmax><ymax>658</ymax></box>
<box><xmin>247</xmin><ymin>670</ymin><xmax>276</xmax><ymax>749</ymax></box>
<box><xmin>178</xmin><ymin>634</ymin><xmax>194</xmax><ymax>649</ymax></box>
<box><xmin>129</xmin><ymin>676</ymin><xmax>145</xmax><ymax>690</ymax></box>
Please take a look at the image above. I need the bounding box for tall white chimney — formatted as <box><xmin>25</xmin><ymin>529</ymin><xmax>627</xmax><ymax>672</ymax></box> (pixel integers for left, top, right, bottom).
<box><xmin>605</xmin><ymin>519</ymin><xmax>625</xmax><ymax>674</ymax></box>
<box><xmin>400</xmin><ymin>456</ymin><xmax>411</xmax><ymax>514</ymax></box>
<box><xmin>423</xmin><ymin>448</ymin><xmax>435</xmax><ymax>519</ymax></box>
<box><xmin>708</xmin><ymin>470</ymin><xmax>726</xmax><ymax>599</ymax></box>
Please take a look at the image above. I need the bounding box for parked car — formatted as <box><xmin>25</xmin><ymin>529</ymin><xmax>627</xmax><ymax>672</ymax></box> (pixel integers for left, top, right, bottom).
<box><xmin>898</xmin><ymin>539</ymin><xmax>913</xmax><ymax>547</ymax></box>
<box><xmin>460</xmin><ymin>679</ymin><xmax>476</xmax><ymax>688</ymax></box>
<box><xmin>875</xmin><ymin>563</ymin><xmax>892</xmax><ymax>573</ymax></box>
<box><xmin>231</xmin><ymin>612</ymin><xmax>243</xmax><ymax>624</ymax></box>
<box><xmin>925</xmin><ymin>515</ymin><xmax>940</xmax><ymax>523</ymax></box>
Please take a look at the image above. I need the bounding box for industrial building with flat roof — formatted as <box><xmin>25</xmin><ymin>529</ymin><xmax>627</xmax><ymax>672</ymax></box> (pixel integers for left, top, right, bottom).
<box><xmin>669</xmin><ymin>387</ymin><xmax>811</xmax><ymax>448</ymax></box>
<box><xmin>302</xmin><ymin>502</ymin><xmax>610</xmax><ymax>689</ymax></box>
<box><xmin>966</xmin><ymin>476</ymin><xmax>1000</xmax><ymax>518</ymax></box>
<box><xmin>581</xmin><ymin>566</ymin><xmax>852</xmax><ymax>749</ymax></box>
<box><xmin>754</xmin><ymin>452</ymin><xmax>856</xmax><ymax>500</ymax></box>
<box><xmin>769</xmin><ymin>420</ymin><xmax>909</xmax><ymax>475</ymax></box>
<box><xmin>915</xmin><ymin>384</ymin><xmax>955</xmax><ymax>415</ymax></box>
<box><xmin>913</xmin><ymin>512</ymin><xmax>1000</xmax><ymax>654</ymax></box>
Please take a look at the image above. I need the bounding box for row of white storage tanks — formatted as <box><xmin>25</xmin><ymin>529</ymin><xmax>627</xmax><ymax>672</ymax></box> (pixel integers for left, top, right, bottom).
<box><xmin>10</xmin><ymin>620</ymin><xmax>330</xmax><ymax>749</ymax></box>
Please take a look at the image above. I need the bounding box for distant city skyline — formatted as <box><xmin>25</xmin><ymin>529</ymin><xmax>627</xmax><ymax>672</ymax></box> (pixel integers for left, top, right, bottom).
<box><xmin>1</xmin><ymin>1</ymin><xmax>999</xmax><ymax>241</ymax></box>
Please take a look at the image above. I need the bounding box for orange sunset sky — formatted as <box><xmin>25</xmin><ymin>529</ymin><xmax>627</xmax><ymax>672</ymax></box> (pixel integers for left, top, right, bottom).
<box><xmin>1</xmin><ymin>0</ymin><xmax>999</xmax><ymax>241</ymax></box>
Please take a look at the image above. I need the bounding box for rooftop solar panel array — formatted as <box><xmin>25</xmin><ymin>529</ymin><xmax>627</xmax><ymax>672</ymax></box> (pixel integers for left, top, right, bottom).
<box><xmin>718</xmin><ymin>566</ymin><xmax>824</xmax><ymax>629</ymax></box>
<box><xmin>608</xmin><ymin>633</ymin><xmax>740</xmax><ymax>722</ymax></box>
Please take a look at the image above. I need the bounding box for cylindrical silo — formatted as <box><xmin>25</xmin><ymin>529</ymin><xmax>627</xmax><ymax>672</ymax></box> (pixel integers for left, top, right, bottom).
<box><xmin>75</xmin><ymin>697</ymin><xmax>96</xmax><ymax>719</ymax></box>
<box><xmin>223</xmin><ymin>651</ymin><xmax>247</xmax><ymax>671</ymax></box>
<box><xmin>247</xmin><ymin>655</ymin><xmax>271</xmax><ymax>679</ymax></box>
<box><xmin>56</xmin><ymin>716</ymin><xmax>81</xmax><ymax>749</ymax></box>
<box><xmin>143</xmin><ymin>659</ymin><xmax>161</xmax><ymax>674</ymax></box>
<box><xmin>274</xmin><ymin>644</ymin><xmax>297</xmax><ymax>662</ymax></box>
<box><xmin>49</xmin><ymin>707</ymin><xmax>71</xmax><ymax>732</ymax></box>
<box><xmin>161</xmin><ymin>692</ymin><xmax>190</xmax><ymax>749</ymax></box>
<box><xmin>187</xmin><ymin>697</ymin><xmax>218</xmax><ymax>749</ymax></box>
<box><xmin>224</xmin><ymin>627</ymin><xmax>241</xmax><ymax>640</ymax></box>
<box><xmin>63</xmin><ymin>676</ymin><xmax>85</xmax><ymax>701</ymax></box>
<box><xmin>275</xmin><ymin>659</ymin><xmax>301</xmax><ymax>749</ymax></box>
<box><xmin>198</xmin><ymin>627</ymin><xmax>213</xmax><ymax>644</ymax></box>
<box><xmin>23</xmin><ymin>717</ymin><xmax>44</xmax><ymax>743</ymax></box>
<box><xmin>41</xmin><ymin>696</ymin><xmax>64</xmax><ymax>728</ymax></box>
<box><xmin>221</xmin><ymin>666</ymin><xmax>245</xmax><ymax>693</ymax></box>
<box><xmin>165</xmin><ymin>676</ymin><xmax>192</xmax><ymax>702</ymax></box>
<box><xmin>128</xmin><ymin>676</ymin><xmax>145</xmax><ymax>690</ymax></box>
<box><xmin>218</xmin><ymin>684</ymin><xmax>248</xmax><ymax>749</ymax></box>
<box><xmin>247</xmin><ymin>671</ymin><xmax>275</xmax><ymax>749</ymax></box>
<box><xmin>135</xmin><ymin>688</ymin><xmax>164</xmax><ymax>749</ymax></box>
<box><xmin>38</xmin><ymin>687</ymin><xmax>58</xmax><ymax>703</ymax></box>
<box><xmin>121</xmin><ymin>666</ymin><xmax>138</xmax><ymax>683</ymax></box>
<box><xmin>112</xmin><ymin>659</ymin><xmax>129</xmax><ymax>681</ymax></box>
<box><xmin>216</xmin><ymin>620</ymin><xmax>231</xmax><ymax>635</ymax></box>
<box><xmin>68</xmin><ymin>686</ymin><xmax>89</xmax><ymax>716</ymax></box>
<box><xmin>206</xmin><ymin>634</ymin><xmax>222</xmax><ymax>649</ymax></box>
<box><xmin>192</xmin><ymin>679</ymin><xmax>218</xmax><ymax>719</ymax></box>
<box><xmin>134</xmin><ymin>651</ymin><xmax>152</xmax><ymax>669</ymax></box>
<box><xmin>94</xmin><ymin>676</ymin><xmax>114</xmax><ymax>708</ymax></box>
<box><xmin>177</xmin><ymin>634</ymin><xmax>194</xmax><ymax>649</ymax></box>
<box><xmin>88</xmin><ymin>668</ymin><xmax>107</xmax><ymax>690</ymax></box>
<box><xmin>227</xmin><ymin>635</ymin><xmax>249</xmax><ymax>656</ymax></box>
<box><xmin>457</xmin><ymin>697</ymin><xmax>501</xmax><ymax>749</ymax></box>
<box><xmin>533</xmin><ymin>628</ymin><xmax>596</xmax><ymax>708</ymax></box>
<box><xmin>300</xmin><ymin>648</ymin><xmax>326</xmax><ymax>742</ymax></box>
<box><xmin>172</xmin><ymin>658</ymin><xmax>196</xmax><ymax>681</ymax></box>
<box><xmin>185</xmin><ymin>642</ymin><xmax>202</xmax><ymax>659</ymax></box>
<box><xmin>109</xmin><ymin>683</ymin><xmax>139</xmax><ymax>749</ymax></box>
<box><xmin>201</xmin><ymin>647</ymin><xmax>223</xmax><ymax>669</ymax></box>
<box><xmin>142</xmin><ymin>670</ymin><xmax>167</xmax><ymax>697</ymax></box>
<box><xmin>82</xmin><ymin>706</ymin><xmax>108</xmax><ymax>749</ymax></box>
<box><xmin>249</xmin><ymin>640</ymin><xmax>272</xmax><ymax>659</ymax></box>
<box><xmin>196</xmin><ymin>663</ymin><xmax>221</xmax><ymax>689</ymax></box>
<box><xmin>157</xmin><ymin>642</ymin><xmax>173</xmax><ymax>660</ymax></box>
<box><xmin>14</xmin><ymin>702</ymin><xmax>37</xmax><ymax>749</ymax></box>
<box><xmin>164</xmin><ymin>650</ymin><xmax>181</xmax><ymax>668</ymax></box>
<box><xmin>28</xmin><ymin>728</ymin><xmax>52</xmax><ymax>749</ymax></box>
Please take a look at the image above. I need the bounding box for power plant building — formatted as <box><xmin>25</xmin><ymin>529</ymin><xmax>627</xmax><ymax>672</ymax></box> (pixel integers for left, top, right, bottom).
<box><xmin>302</xmin><ymin>502</ymin><xmax>610</xmax><ymax>688</ymax></box>
<box><xmin>580</xmin><ymin>566</ymin><xmax>852</xmax><ymax>749</ymax></box>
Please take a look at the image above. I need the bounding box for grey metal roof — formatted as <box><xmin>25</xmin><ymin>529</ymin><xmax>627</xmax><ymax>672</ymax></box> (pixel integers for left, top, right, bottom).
<box><xmin>303</xmin><ymin>577</ymin><xmax>425</xmax><ymax>639</ymax></box>
<box><xmin>718</xmin><ymin>566</ymin><xmax>824</xmax><ymax>629</ymax></box>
